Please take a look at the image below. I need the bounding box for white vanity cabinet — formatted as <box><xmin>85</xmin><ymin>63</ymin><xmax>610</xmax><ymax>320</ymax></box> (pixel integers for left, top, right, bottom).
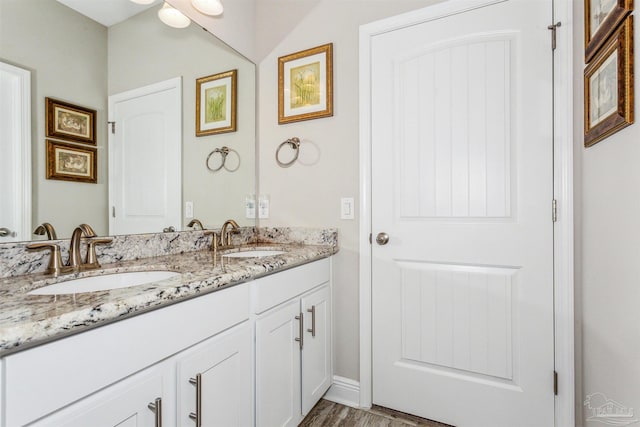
<box><xmin>253</xmin><ymin>258</ymin><xmax>332</xmax><ymax>427</ymax></box>
<box><xmin>2</xmin><ymin>282</ymin><xmax>250</xmax><ymax>427</ymax></box>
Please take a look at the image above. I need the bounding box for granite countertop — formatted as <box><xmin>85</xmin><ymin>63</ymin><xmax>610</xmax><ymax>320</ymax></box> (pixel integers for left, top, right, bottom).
<box><xmin>0</xmin><ymin>243</ymin><xmax>337</xmax><ymax>357</ymax></box>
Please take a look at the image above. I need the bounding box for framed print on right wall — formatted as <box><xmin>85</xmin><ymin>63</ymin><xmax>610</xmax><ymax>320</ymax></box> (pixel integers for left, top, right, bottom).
<box><xmin>584</xmin><ymin>15</ymin><xmax>634</xmax><ymax>147</ymax></box>
<box><xmin>585</xmin><ymin>0</ymin><xmax>633</xmax><ymax>62</ymax></box>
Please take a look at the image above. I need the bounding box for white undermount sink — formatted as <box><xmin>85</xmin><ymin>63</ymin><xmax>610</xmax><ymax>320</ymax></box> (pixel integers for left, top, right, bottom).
<box><xmin>222</xmin><ymin>250</ymin><xmax>286</xmax><ymax>258</ymax></box>
<box><xmin>28</xmin><ymin>271</ymin><xmax>181</xmax><ymax>295</ymax></box>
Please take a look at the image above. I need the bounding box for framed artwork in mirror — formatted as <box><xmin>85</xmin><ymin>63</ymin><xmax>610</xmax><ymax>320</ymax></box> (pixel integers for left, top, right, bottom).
<box><xmin>46</xmin><ymin>140</ymin><xmax>97</xmax><ymax>183</ymax></box>
<box><xmin>585</xmin><ymin>0</ymin><xmax>633</xmax><ymax>62</ymax></box>
<box><xmin>46</xmin><ymin>97</ymin><xmax>96</xmax><ymax>145</ymax></box>
<box><xmin>196</xmin><ymin>69</ymin><xmax>237</xmax><ymax>136</ymax></box>
<box><xmin>278</xmin><ymin>43</ymin><xmax>333</xmax><ymax>124</ymax></box>
<box><xmin>584</xmin><ymin>15</ymin><xmax>634</xmax><ymax>147</ymax></box>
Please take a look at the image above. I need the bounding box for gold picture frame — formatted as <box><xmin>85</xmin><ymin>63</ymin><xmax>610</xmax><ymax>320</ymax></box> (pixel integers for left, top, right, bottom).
<box><xmin>196</xmin><ymin>69</ymin><xmax>237</xmax><ymax>136</ymax></box>
<box><xmin>46</xmin><ymin>140</ymin><xmax>97</xmax><ymax>183</ymax></box>
<box><xmin>585</xmin><ymin>0</ymin><xmax>633</xmax><ymax>62</ymax></box>
<box><xmin>278</xmin><ymin>43</ymin><xmax>333</xmax><ymax>124</ymax></box>
<box><xmin>584</xmin><ymin>15</ymin><xmax>634</xmax><ymax>147</ymax></box>
<box><xmin>46</xmin><ymin>97</ymin><xmax>96</xmax><ymax>145</ymax></box>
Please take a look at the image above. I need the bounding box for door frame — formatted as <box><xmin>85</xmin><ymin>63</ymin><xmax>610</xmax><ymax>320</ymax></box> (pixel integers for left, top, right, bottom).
<box><xmin>358</xmin><ymin>1</ymin><xmax>575</xmax><ymax>426</ymax></box>
<box><xmin>0</xmin><ymin>61</ymin><xmax>31</xmax><ymax>241</ymax></box>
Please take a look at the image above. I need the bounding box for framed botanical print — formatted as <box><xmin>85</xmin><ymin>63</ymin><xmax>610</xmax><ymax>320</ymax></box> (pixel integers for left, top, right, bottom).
<box><xmin>46</xmin><ymin>140</ymin><xmax>97</xmax><ymax>183</ymax></box>
<box><xmin>585</xmin><ymin>0</ymin><xmax>633</xmax><ymax>62</ymax></box>
<box><xmin>584</xmin><ymin>15</ymin><xmax>634</xmax><ymax>147</ymax></box>
<box><xmin>278</xmin><ymin>43</ymin><xmax>333</xmax><ymax>124</ymax></box>
<box><xmin>46</xmin><ymin>97</ymin><xmax>96</xmax><ymax>145</ymax></box>
<box><xmin>196</xmin><ymin>69</ymin><xmax>237</xmax><ymax>136</ymax></box>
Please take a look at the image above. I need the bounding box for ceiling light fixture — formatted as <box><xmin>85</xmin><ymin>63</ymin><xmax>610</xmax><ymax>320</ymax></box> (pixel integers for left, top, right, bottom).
<box><xmin>130</xmin><ymin>0</ymin><xmax>156</xmax><ymax>4</ymax></box>
<box><xmin>191</xmin><ymin>0</ymin><xmax>224</xmax><ymax>16</ymax></box>
<box><xmin>158</xmin><ymin>2</ymin><xmax>191</xmax><ymax>28</ymax></box>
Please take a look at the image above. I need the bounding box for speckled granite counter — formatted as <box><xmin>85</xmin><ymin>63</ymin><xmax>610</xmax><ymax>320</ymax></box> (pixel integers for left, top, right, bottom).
<box><xmin>0</xmin><ymin>241</ymin><xmax>337</xmax><ymax>357</ymax></box>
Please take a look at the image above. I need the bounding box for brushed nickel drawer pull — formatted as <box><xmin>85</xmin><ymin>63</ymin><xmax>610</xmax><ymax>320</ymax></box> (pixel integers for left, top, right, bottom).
<box><xmin>295</xmin><ymin>313</ymin><xmax>304</xmax><ymax>349</ymax></box>
<box><xmin>307</xmin><ymin>305</ymin><xmax>316</xmax><ymax>337</ymax></box>
<box><xmin>188</xmin><ymin>373</ymin><xmax>202</xmax><ymax>426</ymax></box>
<box><xmin>147</xmin><ymin>398</ymin><xmax>163</xmax><ymax>427</ymax></box>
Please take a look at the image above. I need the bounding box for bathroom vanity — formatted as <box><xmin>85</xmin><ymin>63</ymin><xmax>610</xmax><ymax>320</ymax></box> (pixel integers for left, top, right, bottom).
<box><xmin>0</xmin><ymin>230</ymin><xmax>336</xmax><ymax>427</ymax></box>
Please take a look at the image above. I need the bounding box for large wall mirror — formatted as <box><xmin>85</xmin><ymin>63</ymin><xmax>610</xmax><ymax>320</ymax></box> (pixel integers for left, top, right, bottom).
<box><xmin>0</xmin><ymin>0</ymin><xmax>256</xmax><ymax>241</ymax></box>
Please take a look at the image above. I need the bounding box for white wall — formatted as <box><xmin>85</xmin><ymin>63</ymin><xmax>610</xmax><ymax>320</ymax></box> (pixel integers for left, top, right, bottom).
<box><xmin>0</xmin><ymin>0</ymin><xmax>108</xmax><ymax>238</ymax></box>
<box><xmin>256</xmin><ymin>0</ymin><xmax>438</xmax><ymax>381</ymax></box>
<box><xmin>574</xmin><ymin>1</ymin><xmax>640</xmax><ymax>425</ymax></box>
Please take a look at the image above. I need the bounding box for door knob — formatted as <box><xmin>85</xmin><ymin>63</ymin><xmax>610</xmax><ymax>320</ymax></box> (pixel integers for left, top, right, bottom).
<box><xmin>376</xmin><ymin>232</ymin><xmax>389</xmax><ymax>245</ymax></box>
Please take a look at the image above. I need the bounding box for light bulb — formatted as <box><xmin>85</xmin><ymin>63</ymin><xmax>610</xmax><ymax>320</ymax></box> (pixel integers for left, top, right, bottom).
<box><xmin>130</xmin><ymin>0</ymin><xmax>155</xmax><ymax>4</ymax></box>
<box><xmin>191</xmin><ymin>0</ymin><xmax>223</xmax><ymax>16</ymax></box>
<box><xmin>158</xmin><ymin>2</ymin><xmax>191</xmax><ymax>28</ymax></box>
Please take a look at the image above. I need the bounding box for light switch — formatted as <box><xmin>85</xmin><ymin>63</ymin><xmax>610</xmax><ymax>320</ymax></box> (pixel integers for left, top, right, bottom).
<box><xmin>259</xmin><ymin>194</ymin><xmax>270</xmax><ymax>219</ymax></box>
<box><xmin>341</xmin><ymin>197</ymin><xmax>354</xmax><ymax>220</ymax></box>
<box><xmin>185</xmin><ymin>201</ymin><xmax>194</xmax><ymax>218</ymax></box>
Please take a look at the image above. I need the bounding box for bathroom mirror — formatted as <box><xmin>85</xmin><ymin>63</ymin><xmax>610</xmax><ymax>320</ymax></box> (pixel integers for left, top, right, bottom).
<box><xmin>0</xmin><ymin>0</ymin><xmax>256</xmax><ymax>241</ymax></box>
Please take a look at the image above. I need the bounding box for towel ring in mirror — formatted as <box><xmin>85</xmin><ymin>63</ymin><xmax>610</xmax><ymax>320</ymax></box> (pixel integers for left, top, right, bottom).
<box><xmin>276</xmin><ymin>137</ymin><xmax>300</xmax><ymax>167</ymax></box>
<box><xmin>206</xmin><ymin>146</ymin><xmax>240</xmax><ymax>172</ymax></box>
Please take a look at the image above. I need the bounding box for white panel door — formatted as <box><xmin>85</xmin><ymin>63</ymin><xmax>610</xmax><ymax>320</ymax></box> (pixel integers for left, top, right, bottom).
<box><xmin>177</xmin><ymin>323</ymin><xmax>253</xmax><ymax>427</ymax></box>
<box><xmin>255</xmin><ymin>299</ymin><xmax>302</xmax><ymax>427</ymax></box>
<box><xmin>301</xmin><ymin>284</ymin><xmax>332</xmax><ymax>415</ymax></box>
<box><xmin>371</xmin><ymin>1</ymin><xmax>554</xmax><ymax>426</ymax></box>
<box><xmin>109</xmin><ymin>77</ymin><xmax>181</xmax><ymax>235</ymax></box>
<box><xmin>0</xmin><ymin>62</ymin><xmax>30</xmax><ymax>242</ymax></box>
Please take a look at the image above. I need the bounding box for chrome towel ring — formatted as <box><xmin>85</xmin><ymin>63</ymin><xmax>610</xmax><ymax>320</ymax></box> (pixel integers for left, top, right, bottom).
<box><xmin>206</xmin><ymin>146</ymin><xmax>240</xmax><ymax>172</ymax></box>
<box><xmin>276</xmin><ymin>137</ymin><xmax>300</xmax><ymax>167</ymax></box>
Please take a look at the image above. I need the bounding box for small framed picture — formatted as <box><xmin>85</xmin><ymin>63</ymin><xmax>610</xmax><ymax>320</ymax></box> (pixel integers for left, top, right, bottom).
<box><xmin>46</xmin><ymin>140</ymin><xmax>97</xmax><ymax>183</ymax></box>
<box><xmin>196</xmin><ymin>69</ymin><xmax>237</xmax><ymax>136</ymax></box>
<box><xmin>46</xmin><ymin>97</ymin><xmax>96</xmax><ymax>145</ymax></box>
<box><xmin>584</xmin><ymin>15</ymin><xmax>634</xmax><ymax>147</ymax></box>
<box><xmin>585</xmin><ymin>0</ymin><xmax>633</xmax><ymax>62</ymax></box>
<box><xmin>278</xmin><ymin>43</ymin><xmax>333</xmax><ymax>124</ymax></box>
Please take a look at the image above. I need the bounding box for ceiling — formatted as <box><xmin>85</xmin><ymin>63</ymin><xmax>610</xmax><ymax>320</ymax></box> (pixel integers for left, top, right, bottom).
<box><xmin>55</xmin><ymin>0</ymin><xmax>162</xmax><ymax>27</ymax></box>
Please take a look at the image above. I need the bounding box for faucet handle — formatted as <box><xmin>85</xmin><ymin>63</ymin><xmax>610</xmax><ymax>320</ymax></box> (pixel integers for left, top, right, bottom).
<box><xmin>26</xmin><ymin>242</ymin><xmax>67</xmax><ymax>275</ymax></box>
<box><xmin>85</xmin><ymin>237</ymin><xmax>113</xmax><ymax>269</ymax></box>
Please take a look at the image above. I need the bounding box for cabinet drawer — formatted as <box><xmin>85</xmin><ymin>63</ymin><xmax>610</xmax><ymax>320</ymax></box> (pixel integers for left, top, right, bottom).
<box><xmin>251</xmin><ymin>258</ymin><xmax>330</xmax><ymax>314</ymax></box>
<box><xmin>3</xmin><ymin>283</ymin><xmax>249</xmax><ymax>427</ymax></box>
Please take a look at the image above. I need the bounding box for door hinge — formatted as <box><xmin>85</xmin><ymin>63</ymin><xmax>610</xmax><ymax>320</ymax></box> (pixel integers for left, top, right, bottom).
<box><xmin>108</xmin><ymin>121</ymin><xmax>116</xmax><ymax>134</ymax></box>
<box><xmin>548</xmin><ymin>22</ymin><xmax>561</xmax><ymax>51</ymax></box>
<box><xmin>552</xmin><ymin>199</ymin><xmax>558</xmax><ymax>222</ymax></box>
<box><xmin>553</xmin><ymin>370</ymin><xmax>558</xmax><ymax>395</ymax></box>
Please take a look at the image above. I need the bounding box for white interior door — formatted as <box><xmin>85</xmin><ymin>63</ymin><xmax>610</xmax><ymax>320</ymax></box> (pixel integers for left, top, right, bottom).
<box><xmin>371</xmin><ymin>1</ymin><xmax>555</xmax><ymax>426</ymax></box>
<box><xmin>109</xmin><ymin>77</ymin><xmax>181</xmax><ymax>235</ymax></box>
<box><xmin>0</xmin><ymin>61</ymin><xmax>31</xmax><ymax>242</ymax></box>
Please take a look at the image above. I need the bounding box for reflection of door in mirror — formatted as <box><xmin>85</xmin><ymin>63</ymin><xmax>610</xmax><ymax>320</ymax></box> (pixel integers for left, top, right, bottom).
<box><xmin>109</xmin><ymin>78</ymin><xmax>182</xmax><ymax>235</ymax></box>
<box><xmin>0</xmin><ymin>61</ymin><xmax>31</xmax><ymax>242</ymax></box>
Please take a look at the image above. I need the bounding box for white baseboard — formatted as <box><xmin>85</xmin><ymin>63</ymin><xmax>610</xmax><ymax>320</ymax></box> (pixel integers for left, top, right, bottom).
<box><xmin>323</xmin><ymin>375</ymin><xmax>360</xmax><ymax>409</ymax></box>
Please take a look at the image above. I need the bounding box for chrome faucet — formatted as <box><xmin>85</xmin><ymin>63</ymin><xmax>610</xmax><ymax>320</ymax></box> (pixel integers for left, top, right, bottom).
<box><xmin>187</xmin><ymin>219</ymin><xmax>204</xmax><ymax>230</ymax></box>
<box><xmin>33</xmin><ymin>223</ymin><xmax>58</xmax><ymax>240</ymax></box>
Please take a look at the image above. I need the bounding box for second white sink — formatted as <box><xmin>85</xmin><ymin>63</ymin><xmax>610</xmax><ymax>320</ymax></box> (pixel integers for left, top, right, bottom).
<box><xmin>223</xmin><ymin>250</ymin><xmax>286</xmax><ymax>258</ymax></box>
<box><xmin>28</xmin><ymin>271</ymin><xmax>181</xmax><ymax>295</ymax></box>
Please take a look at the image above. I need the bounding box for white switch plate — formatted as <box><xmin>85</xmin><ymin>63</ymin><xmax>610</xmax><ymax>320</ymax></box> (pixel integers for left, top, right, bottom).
<box><xmin>341</xmin><ymin>197</ymin><xmax>354</xmax><ymax>220</ymax></box>
<box><xmin>259</xmin><ymin>195</ymin><xmax>270</xmax><ymax>219</ymax></box>
<box><xmin>185</xmin><ymin>201</ymin><xmax>194</xmax><ymax>218</ymax></box>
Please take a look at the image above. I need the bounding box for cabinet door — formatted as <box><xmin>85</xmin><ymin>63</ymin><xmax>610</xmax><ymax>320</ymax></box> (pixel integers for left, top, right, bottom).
<box><xmin>31</xmin><ymin>368</ymin><xmax>166</xmax><ymax>427</ymax></box>
<box><xmin>177</xmin><ymin>322</ymin><xmax>252</xmax><ymax>427</ymax></box>
<box><xmin>301</xmin><ymin>284</ymin><xmax>332</xmax><ymax>414</ymax></box>
<box><xmin>255</xmin><ymin>299</ymin><xmax>302</xmax><ymax>427</ymax></box>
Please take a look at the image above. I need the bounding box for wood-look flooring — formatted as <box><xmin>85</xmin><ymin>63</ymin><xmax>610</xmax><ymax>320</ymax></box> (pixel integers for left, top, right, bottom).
<box><xmin>300</xmin><ymin>399</ymin><xmax>454</xmax><ymax>427</ymax></box>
